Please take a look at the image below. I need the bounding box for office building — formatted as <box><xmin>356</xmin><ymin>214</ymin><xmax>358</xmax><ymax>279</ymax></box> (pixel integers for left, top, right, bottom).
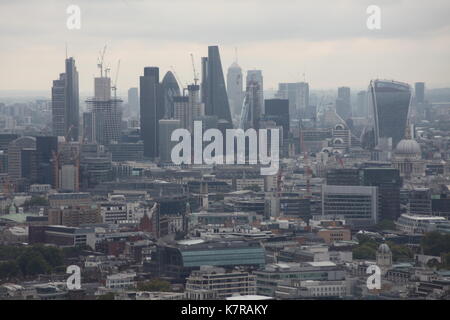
<box><xmin>264</xmin><ymin>99</ymin><xmax>290</xmax><ymax>139</ymax></box>
<box><xmin>322</xmin><ymin>185</ymin><xmax>378</xmax><ymax>227</ymax></box>
<box><xmin>161</xmin><ymin>71</ymin><xmax>181</xmax><ymax>118</ymax></box>
<box><xmin>203</xmin><ymin>46</ymin><xmax>232</xmax><ymax>125</ymax></box>
<box><xmin>159</xmin><ymin>119</ymin><xmax>181</xmax><ymax>163</ymax></box>
<box><xmin>185</xmin><ymin>266</ymin><xmax>256</xmax><ymax>300</ymax></box>
<box><xmin>276</xmin><ymin>82</ymin><xmax>309</xmax><ymax>120</ymax></box>
<box><xmin>368</xmin><ymin>80</ymin><xmax>411</xmax><ymax>148</ymax></box>
<box><xmin>140</xmin><ymin>67</ymin><xmax>163</xmax><ymax>158</ymax></box>
<box><xmin>127</xmin><ymin>87</ymin><xmax>139</xmax><ymax>114</ymax></box>
<box><xmin>227</xmin><ymin>61</ymin><xmax>244</xmax><ymax>118</ymax></box>
<box><xmin>51</xmin><ymin>57</ymin><xmax>79</xmax><ymax>141</ymax></box>
<box><xmin>336</xmin><ymin>87</ymin><xmax>351</xmax><ymax>121</ymax></box>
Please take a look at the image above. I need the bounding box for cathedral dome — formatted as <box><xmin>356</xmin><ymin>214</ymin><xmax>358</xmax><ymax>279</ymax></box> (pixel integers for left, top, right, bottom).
<box><xmin>395</xmin><ymin>139</ymin><xmax>421</xmax><ymax>157</ymax></box>
<box><xmin>378</xmin><ymin>243</ymin><xmax>391</xmax><ymax>254</ymax></box>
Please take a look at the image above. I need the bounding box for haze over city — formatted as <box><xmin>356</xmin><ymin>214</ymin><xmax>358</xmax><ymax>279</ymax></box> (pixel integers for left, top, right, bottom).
<box><xmin>1</xmin><ymin>0</ymin><xmax>450</xmax><ymax>94</ymax></box>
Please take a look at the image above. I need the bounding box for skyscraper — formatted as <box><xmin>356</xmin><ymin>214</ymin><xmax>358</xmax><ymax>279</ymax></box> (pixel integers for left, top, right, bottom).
<box><xmin>336</xmin><ymin>87</ymin><xmax>351</xmax><ymax>121</ymax></box>
<box><xmin>240</xmin><ymin>81</ymin><xmax>261</xmax><ymax>130</ymax></box>
<box><xmin>368</xmin><ymin>80</ymin><xmax>412</xmax><ymax>148</ymax></box>
<box><xmin>415</xmin><ymin>82</ymin><xmax>425</xmax><ymax>104</ymax></box>
<box><xmin>203</xmin><ymin>46</ymin><xmax>232</xmax><ymax>125</ymax></box>
<box><xmin>36</xmin><ymin>136</ymin><xmax>58</xmax><ymax>186</ymax></box>
<box><xmin>246</xmin><ymin>70</ymin><xmax>263</xmax><ymax>126</ymax></box>
<box><xmin>159</xmin><ymin>119</ymin><xmax>181</xmax><ymax>163</ymax></box>
<box><xmin>227</xmin><ymin>61</ymin><xmax>244</xmax><ymax>119</ymax></box>
<box><xmin>356</xmin><ymin>90</ymin><xmax>368</xmax><ymax>117</ymax></box>
<box><xmin>127</xmin><ymin>87</ymin><xmax>139</xmax><ymax>114</ymax></box>
<box><xmin>174</xmin><ymin>96</ymin><xmax>191</xmax><ymax>130</ymax></box>
<box><xmin>140</xmin><ymin>67</ymin><xmax>163</xmax><ymax>158</ymax></box>
<box><xmin>86</xmin><ymin>74</ymin><xmax>123</xmax><ymax>146</ymax></box>
<box><xmin>161</xmin><ymin>71</ymin><xmax>181</xmax><ymax>119</ymax></box>
<box><xmin>276</xmin><ymin>82</ymin><xmax>309</xmax><ymax>120</ymax></box>
<box><xmin>264</xmin><ymin>99</ymin><xmax>290</xmax><ymax>139</ymax></box>
<box><xmin>51</xmin><ymin>57</ymin><xmax>79</xmax><ymax>141</ymax></box>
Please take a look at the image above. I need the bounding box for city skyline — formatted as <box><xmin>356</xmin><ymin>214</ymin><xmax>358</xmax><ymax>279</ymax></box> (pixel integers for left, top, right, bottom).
<box><xmin>1</xmin><ymin>0</ymin><xmax>450</xmax><ymax>93</ymax></box>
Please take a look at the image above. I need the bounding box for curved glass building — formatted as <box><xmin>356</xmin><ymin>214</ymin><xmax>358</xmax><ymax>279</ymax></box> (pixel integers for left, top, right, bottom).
<box><xmin>161</xmin><ymin>71</ymin><xmax>181</xmax><ymax>119</ymax></box>
<box><xmin>369</xmin><ymin>80</ymin><xmax>412</xmax><ymax>148</ymax></box>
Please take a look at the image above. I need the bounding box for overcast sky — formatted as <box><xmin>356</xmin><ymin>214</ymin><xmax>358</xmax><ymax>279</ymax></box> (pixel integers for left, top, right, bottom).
<box><xmin>1</xmin><ymin>0</ymin><xmax>449</xmax><ymax>94</ymax></box>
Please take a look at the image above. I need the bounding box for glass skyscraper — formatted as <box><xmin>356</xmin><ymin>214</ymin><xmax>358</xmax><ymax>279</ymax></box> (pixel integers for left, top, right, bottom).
<box><xmin>203</xmin><ymin>46</ymin><xmax>232</xmax><ymax>125</ymax></box>
<box><xmin>368</xmin><ymin>80</ymin><xmax>412</xmax><ymax>148</ymax></box>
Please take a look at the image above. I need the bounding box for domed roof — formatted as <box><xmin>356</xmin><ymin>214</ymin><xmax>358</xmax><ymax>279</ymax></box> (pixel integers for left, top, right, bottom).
<box><xmin>378</xmin><ymin>243</ymin><xmax>391</xmax><ymax>254</ymax></box>
<box><xmin>395</xmin><ymin>138</ymin><xmax>421</xmax><ymax>157</ymax></box>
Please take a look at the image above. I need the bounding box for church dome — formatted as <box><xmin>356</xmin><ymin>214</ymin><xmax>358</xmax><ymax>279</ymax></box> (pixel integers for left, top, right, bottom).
<box><xmin>395</xmin><ymin>139</ymin><xmax>421</xmax><ymax>157</ymax></box>
<box><xmin>378</xmin><ymin>243</ymin><xmax>391</xmax><ymax>254</ymax></box>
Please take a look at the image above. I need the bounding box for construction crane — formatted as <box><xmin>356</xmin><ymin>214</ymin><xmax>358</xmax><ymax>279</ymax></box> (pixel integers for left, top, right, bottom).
<box><xmin>97</xmin><ymin>45</ymin><xmax>107</xmax><ymax>77</ymax></box>
<box><xmin>65</xmin><ymin>124</ymin><xmax>75</xmax><ymax>142</ymax></box>
<box><xmin>190</xmin><ymin>53</ymin><xmax>199</xmax><ymax>85</ymax></box>
<box><xmin>111</xmin><ymin>59</ymin><xmax>121</xmax><ymax>99</ymax></box>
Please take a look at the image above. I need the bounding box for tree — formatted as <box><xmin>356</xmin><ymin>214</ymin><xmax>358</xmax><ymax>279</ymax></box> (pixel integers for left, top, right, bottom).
<box><xmin>421</xmin><ymin>232</ymin><xmax>450</xmax><ymax>256</ymax></box>
<box><xmin>353</xmin><ymin>245</ymin><xmax>376</xmax><ymax>260</ymax></box>
<box><xmin>0</xmin><ymin>261</ymin><xmax>20</xmax><ymax>279</ymax></box>
<box><xmin>97</xmin><ymin>292</ymin><xmax>116</xmax><ymax>300</ymax></box>
<box><xmin>17</xmin><ymin>251</ymin><xmax>51</xmax><ymax>276</ymax></box>
<box><xmin>137</xmin><ymin>279</ymin><xmax>171</xmax><ymax>292</ymax></box>
<box><xmin>22</xmin><ymin>196</ymin><xmax>49</xmax><ymax>208</ymax></box>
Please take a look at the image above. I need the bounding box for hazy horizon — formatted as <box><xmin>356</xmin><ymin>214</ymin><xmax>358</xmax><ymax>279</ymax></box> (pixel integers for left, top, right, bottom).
<box><xmin>1</xmin><ymin>0</ymin><xmax>450</xmax><ymax>93</ymax></box>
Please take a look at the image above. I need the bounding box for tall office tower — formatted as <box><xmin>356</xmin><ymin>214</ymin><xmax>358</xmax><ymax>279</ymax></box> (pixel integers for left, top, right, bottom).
<box><xmin>52</xmin><ymin>74</ymin><xmax>66</xmax><ymax>138</ymax></box>
<box><xmin>361</xmin><ymin>167</ymin><xmax>401</xmax><ymax>221</ymax></box>
<box><xmin>7</xmin><ymin>136</ymin><xmax>36</xmax><ymax>181</ymax></box>
<box><xmin>336</xmin><ymin>87</ymin><xmax>352</xmax><ymax>121</ymax></box>
<box><xmin>368</xmin><ymin>80</ymin><xmax>412</xmax><ymax>149</ymax></box>
<box><xmin>246</xmin><ymin>70</ymin><xmax>263</xmax><ymax>124</ymax></box>
<box><xmin>227</xmin><ymin>61</ymin><xmax>244</xmax><ymax>118</ymax></box>
<box><xmin>86</xmin><ymin>75</ymin><xmax>123</xmax><ymax>146</ymax></box>
<box><xmin>188</xmin><ymin>84</ymin><xmax>204</xmax><ymax>127</ymax></box>
<box><xmin>415</xmin><ymin>82</ymin><xmax>425</xmax><ymax>104</ymax></box>
<box><xmin>264</xmin><ymin>99</ymin><xmax>290</xmax><ymax>139</ymax></box>
<box><xmin>159</xmin><ymin>119</ymin><xmax>181</xmax><ymax>163</ymax></box>
<box><xmin>276</xmin><ymin>82</ymin><xmax>309</xmax><ymax>120</ymax></box>
<box><xmin>21</xmin><ymin>148</ymin><xmax>38</xmax><ymax>184</ymax></box>
<box><xmin>36</xmin><ymin>136</ymin><xmax>58</xmax><ymax>185</ymax></box>
<box><xmin>203</xmin><ymin>46</ymin><xmax>232</xmax><ymax>125</ymax></box>
<box><xmin>140</xmin><ymin>67</ymin><xmax>163</xmax><ymax>158</ymax></box>
<box><xmin>174</xmin><ymin>96</ymin><xmax>191</xmax><ymax>130</ymax></box>
<box><xmin>240</xmin><ymin>81</ymin><xmax>261</xmax><ymax>130</ymax></box>
<box><xmin>82</xmin><ymin>112</ymin><xmax>95</xmax><ymax>143</ymax></box>
<box><xmin>356</xmin><ymin>90</ymin><xmax>368</xmax><ymax>117</ymax></box>
<box><xmin>161</xmin><ymin>71</ymin><xmax>181</xmax><ymax>118</ymax></box>
<box><xmin>51</xmin><ymin>57</ymin><xmax>79</xmax><ymax>141</ymax></box>
<box><xmin>127</xmin><ymin>87</ymin><xmax>139</xmax><ymax>114</ymax></box>
<box><xmin>65</xmin><ymin>58</ymin><xmax>80</xmax><ymax>141</ymax></box>
<box><xmin>201</xmin><ymin>57</ymin><xmax>208</xmax><ymax>105</ymax></box>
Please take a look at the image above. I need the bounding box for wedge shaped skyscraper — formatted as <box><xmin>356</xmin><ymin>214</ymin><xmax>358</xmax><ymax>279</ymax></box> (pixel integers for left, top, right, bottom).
<box><xmin>203</xmin><ymin>46</ymin><xmax>232</xmax><ymax>125</ymax></box>
<box><xmin>369</xmin><ymin>80</ymin><xmax>411</xmax><ymax>148</ymax></box>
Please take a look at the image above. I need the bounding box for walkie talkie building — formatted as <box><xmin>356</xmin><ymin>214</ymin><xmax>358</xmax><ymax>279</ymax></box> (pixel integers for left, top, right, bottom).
<box><xmin>368</xmin><ymin>79</ymin><xmax>412</xmax><ymax>148</ymax></box>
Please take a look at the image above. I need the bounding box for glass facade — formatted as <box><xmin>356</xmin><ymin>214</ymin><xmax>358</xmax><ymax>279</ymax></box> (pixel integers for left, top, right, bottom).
<box><xmin>369</xmin><ymin>80</ymin><xmax>411</xmax><ymax>147</ymax></box>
